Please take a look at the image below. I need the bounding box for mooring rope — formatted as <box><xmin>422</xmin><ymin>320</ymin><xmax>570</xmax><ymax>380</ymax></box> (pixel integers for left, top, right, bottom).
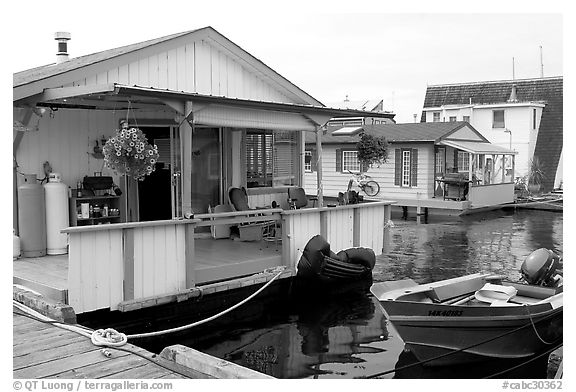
<box><xmin>13</xmin><ymin>266</ymin><xmax>286</xmax><ymax>348</ymax></box>
<box><xmin>127</xmin><ymin>266</ymin><xmax>286</xmax><ymax>339</ymax></box>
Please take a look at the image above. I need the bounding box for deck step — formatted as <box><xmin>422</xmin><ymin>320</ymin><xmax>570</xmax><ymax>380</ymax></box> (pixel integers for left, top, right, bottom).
<box><xmin>13</xmin><ymin>276</ymin><xmax>68</xmax><ymax>304</ymax></box>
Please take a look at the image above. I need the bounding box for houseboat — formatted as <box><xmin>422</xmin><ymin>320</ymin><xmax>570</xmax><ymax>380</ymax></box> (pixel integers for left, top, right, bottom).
<box><xmin>13</xmin><ymin>27</ymin><xmax>395</xmax><ymax>315</ymax></box>
<box><xmin>304</xmin><ymin>122</ymin><xmax>517</xmax><ymax>216</ymax></box>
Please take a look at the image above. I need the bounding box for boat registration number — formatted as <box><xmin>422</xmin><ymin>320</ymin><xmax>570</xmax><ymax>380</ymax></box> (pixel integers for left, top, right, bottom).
<box><xmin>428</xmin><ymin>310</ymin><xmax>463</xmax><ymax>317</ymax></box>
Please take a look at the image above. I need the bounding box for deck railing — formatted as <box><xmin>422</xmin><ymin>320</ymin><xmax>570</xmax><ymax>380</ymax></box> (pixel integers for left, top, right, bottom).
<box><xmin>62</xmin><ymin>202</ymin><xmax>392</xmax><ymax>314</ymax></box>
<box><xmin>468</xmin><ymin>183</ymin><xmax>515</xmax><ymax>207</ymax></box>
<box><xmin>281</xmin><ymin>201</ymin><xmax>393</xmax><ymax>269</ymax></box>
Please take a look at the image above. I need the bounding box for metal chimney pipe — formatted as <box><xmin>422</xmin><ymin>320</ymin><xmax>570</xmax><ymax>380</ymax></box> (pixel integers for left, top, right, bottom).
<box><xmin>54</xmin><ymin>32</ymin><xmax>71</xmax><ymax>64</ymax></box>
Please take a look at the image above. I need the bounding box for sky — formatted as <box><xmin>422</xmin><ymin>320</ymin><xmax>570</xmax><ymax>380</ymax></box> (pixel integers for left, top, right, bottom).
<box><xmin>5</xmin><ymin>1</ymin><xmax>566</xmax><ymax>124</ymax></box>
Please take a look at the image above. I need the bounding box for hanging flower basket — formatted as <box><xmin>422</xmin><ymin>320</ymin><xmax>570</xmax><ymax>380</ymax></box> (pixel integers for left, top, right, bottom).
<box><xmin>103</xmin><ymin>127</ymin><xmax>159</xmax><ymax>181</ymax></box>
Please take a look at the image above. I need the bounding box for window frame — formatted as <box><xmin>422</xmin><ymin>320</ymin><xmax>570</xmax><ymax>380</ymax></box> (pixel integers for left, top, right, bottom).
<box><xmin>492</xmin><ymin>110</ymin><xmax>505</xmax><ymax>128</ymax></box>
<box><xmin>342</xmin><ymin>150</ymin><xmax>361</xmax><ymax>173</ymax></box>
<box><xmin>304</xmin><ymin>150</ymin><xmax>312</xmax><ymax>173</ymax></box>
<box><xmin>402</xmin><ymin>150</ymin><xmax>411</xmax><ymax>186</ymax></box>
<box><xmin>457</xmin><ymin>151</ymin><xmax>470</xmax><ymax>172</ymax></box>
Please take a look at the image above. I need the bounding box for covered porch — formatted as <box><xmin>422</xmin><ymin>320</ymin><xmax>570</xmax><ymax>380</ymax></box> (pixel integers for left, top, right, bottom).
<box><xmin>435</xmin><ymin>139</ymin><xmax>517</xmax><ymax>208</ymax></box>
<box><xmin>14</xmin><ymin>83</ymin><xmax>395</xmax><ymax>315</ymax></box>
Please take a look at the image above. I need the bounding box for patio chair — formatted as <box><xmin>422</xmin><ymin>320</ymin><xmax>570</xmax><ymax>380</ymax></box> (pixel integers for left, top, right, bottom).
<box><xmin>228</xmin><ymin>187</ymin><xmax>276</xmax><ymax>242</ymax></box>
<box><xmin>288</xmin><ymin>187</ymin><xmax>308</xmax><ymax>209</ymax></box>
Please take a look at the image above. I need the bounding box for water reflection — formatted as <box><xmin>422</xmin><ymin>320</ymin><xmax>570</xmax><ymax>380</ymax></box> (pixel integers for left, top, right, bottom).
<box><xmin>147</xmin><ymin>210</ymin><xmax>563</xmax><ymax>378</ymax></box>
<box><xmin>196</xmin><ymin>291</ymin><xmax>389</xmax><ymax>379</ymax></box>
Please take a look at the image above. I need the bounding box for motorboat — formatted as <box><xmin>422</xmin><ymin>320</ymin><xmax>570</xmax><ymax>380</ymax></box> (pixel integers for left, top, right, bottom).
<box><xmin>296</xmin><ymin>235</ymin><xmax>375</xmax><ymax>282</ymax></box>
<box><xmin>370</xmin><ymin>248</ymin><xmax>563</xmax><ymax>366</ymax></box>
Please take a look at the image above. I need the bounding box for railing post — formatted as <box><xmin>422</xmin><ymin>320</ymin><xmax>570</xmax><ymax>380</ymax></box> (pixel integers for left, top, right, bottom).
<box><xmin>319</xmin><ymin>208</ymin><xmax>328</xmax><ymax>239</ymax></box>
<box><xmin>353</xmin><ymin>207</ymin><xmax>361</xmax><ymax>247</ymax></box>
<box><xmin>122</xmin><ymin>228</ymin><xmax>135</xmax><ymax>301</ymax></box>
<box><xmin>382</xmin><ymin>204</ymin><xmax>392</xmax><ymax>254</ymax></box>
<box><xmin>185</xmin><ymin>222</ymin><xmax>196</xmax><ymax>288</ymax></box>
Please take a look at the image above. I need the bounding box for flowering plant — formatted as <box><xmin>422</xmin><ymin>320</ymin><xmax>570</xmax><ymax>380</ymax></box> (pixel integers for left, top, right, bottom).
<box><xmin>103</xmin><ymin>126</ymin><xmax>159</xmax><ymax>181</ymax></box>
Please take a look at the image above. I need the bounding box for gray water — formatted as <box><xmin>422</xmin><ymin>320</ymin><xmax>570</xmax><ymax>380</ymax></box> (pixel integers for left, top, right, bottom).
<box><xmin>148</xmin><ymin>209</ymin><xmax>564</xmax><ymax>379</ymax></box>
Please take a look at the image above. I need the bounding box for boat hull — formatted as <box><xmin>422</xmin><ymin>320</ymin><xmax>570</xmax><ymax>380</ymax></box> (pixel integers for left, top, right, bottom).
<box><xmin>382</xmin><ymin>301</ymin><xmax>563</xmax><ymax>366</ymax></box>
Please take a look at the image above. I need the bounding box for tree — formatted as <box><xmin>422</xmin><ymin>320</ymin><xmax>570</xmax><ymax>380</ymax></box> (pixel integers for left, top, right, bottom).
<box><xmin>356</xmin><ymin>132</ymin><xmax>389</xmax><ymax>172</ymax></box>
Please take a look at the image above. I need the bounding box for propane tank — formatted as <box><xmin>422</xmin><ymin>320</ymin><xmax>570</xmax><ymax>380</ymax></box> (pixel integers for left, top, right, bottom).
<box><xmin>13</xmin><ymin>229</ymin><xmax>21</xmax><ymax>260</ymax></box>
<box><xmin>44</xmin><ymin>173</ymin><xmax>69</xmax><ymax>255</ymax></box>
<box><xmin>17</xmin><ymin>174</ymin><xmax>46</xmax><ymax>257</ymax></box>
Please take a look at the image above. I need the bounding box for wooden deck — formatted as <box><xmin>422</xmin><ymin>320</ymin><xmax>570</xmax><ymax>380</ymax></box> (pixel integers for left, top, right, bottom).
<box><xmin>12</xmin><ymin>307</ymin><xmax>206</xmax><ymax>379</ymax></box>
<box><xmin>13</xmin><ymin>237</ymin><xmax>281</xmax><ymax>306</ymax></box>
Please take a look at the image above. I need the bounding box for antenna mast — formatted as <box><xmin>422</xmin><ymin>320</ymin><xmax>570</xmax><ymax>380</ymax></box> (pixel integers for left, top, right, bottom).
<box><xmin>540</xmin><ymin>45</ymin><xmax>544</xmax><ymax>77</ymax></box>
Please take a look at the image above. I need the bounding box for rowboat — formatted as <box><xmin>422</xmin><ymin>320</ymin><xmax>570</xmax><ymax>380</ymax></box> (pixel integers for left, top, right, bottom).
<box><xmin>370</xmin><ymin>249</ymin><xmax>563</xmax><ymax>366</ymax></box>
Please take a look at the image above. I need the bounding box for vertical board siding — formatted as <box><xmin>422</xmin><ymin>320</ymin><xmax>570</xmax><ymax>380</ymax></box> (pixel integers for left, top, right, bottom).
<box><xmin>358</xmin><ymin>206</ymin><xmax>385</xmax><ymax>254</ymax></box>
<box><xmin>176</xmin><ymin>46</ymin><xmax>187</xmax><ymax>91</ymax></box>
<box><xmin>167</xmin><ymin>48</ymin><xmax>178</xmax><ymax>91</ymax></box>
<box><xmin>68</xmin><ymin>230</ymin><xmax>123</xmax><ymax>313</ymax></box>
<box><xmin>195</xmin><ymin>40</ymin><xmax>211</xmax><ymax>94</ymax></box>
<box><xmin>138</xmin><ymin>57</ymin><xmax>149</xmax><ymax>86</ymax></box>
<box><xmin>185</xmin><ymin>43</ymin><xmax>195</xmax><ymax>91</ymax></box>
<box><xmin>283</xmin><ymin>212</ymin><xmax>321</xmax><ymax>269</ymax></box>
<box><xmin>158</xmin><ymin>51</ymin><xmax>169</xmax><ymax>89</ymax></box>
<box><xmin>15</xmin><ymin>109</ymin><xmax>174</xmax><ymax>191</ymax></box>
<box><xmin>132</xmin><ymin>225</ymin><xmax>186</xmax><ymax>299</ymax></box>
<box><xmin>67</xmin><ymin>223</ymin><xmax>189</xmax><ymax>313</ymax></box>
<box><xmin>325</xmin><ymin>209</ymin><xmax>353</xmax><ymax>252</ymax></box>
<box><xmin>63</xmin><ymin>37</ymin><xmax>301</xmax><ymax>104</ymax></box>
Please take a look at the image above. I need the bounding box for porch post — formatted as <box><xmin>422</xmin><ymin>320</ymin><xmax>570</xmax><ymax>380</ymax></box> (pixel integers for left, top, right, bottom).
<box><xmin>468</xmin><ymin>152</ymin><xmax>473</xmax><ymax>183</ymax></box>
<box><xmin>315</xmin><ymin>125</ymin><xmax>324</xmax><ymax>207</ymax></box>
<box><xmin>511</xmin><ymin>154</ymin><xmax>515</xmax><ymax>181</ymax></box>
<box><xmin>501</xmin><ymin>155</ymin><xmax>506</xmax><ymax>184</ymax></box>
<box><xmin>181</xmin><ymin>102</ymin><xmax>194</xmax><ymax>215</ymax></box>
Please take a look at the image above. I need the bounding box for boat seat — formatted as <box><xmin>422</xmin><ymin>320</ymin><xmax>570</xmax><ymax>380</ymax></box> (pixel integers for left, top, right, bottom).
<box><xmin>474</xmin><ymin>283</ymin><xmax>518</xmax><ymax>306</ymax></box>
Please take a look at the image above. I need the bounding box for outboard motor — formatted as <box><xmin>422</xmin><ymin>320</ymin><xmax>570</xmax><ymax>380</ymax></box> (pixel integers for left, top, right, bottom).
<box><xmin>520</xmin><ymin>248</ymin><xmax>562</xmax><ymax>287</ymax></box>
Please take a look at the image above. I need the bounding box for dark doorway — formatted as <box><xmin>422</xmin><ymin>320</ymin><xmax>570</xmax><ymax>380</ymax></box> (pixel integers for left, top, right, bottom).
<box><xmin>137</xmin><ymin>126</ymin><xmax>173</xmax><ymax>221</ymax></box>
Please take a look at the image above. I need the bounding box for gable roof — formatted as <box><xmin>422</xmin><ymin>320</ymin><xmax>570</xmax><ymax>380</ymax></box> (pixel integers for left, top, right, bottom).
<box><xmin>14</xmin><ymin>26</ymin><xmax>323</xmax><ymax>106</ymax></box>
<box><xmin>422</xmin><ymin>76</ymin><xmax>563</xmax><ymax>191</ymax></box>
<box><xmin>306</xmin><ymin>121</ymin><xmax>485</xmax><ymax>144</ymax></box>
<box><xmin>13</xmin><ymin>30</ymin><xmax>194</xmax><ymax>87</ymax></box>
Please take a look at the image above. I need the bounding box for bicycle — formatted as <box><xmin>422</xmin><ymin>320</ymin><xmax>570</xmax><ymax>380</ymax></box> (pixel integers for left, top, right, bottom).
<box><xmin>347</xmin><ymin>170</ymin><xmax>380</xmax><ymax>196</ymax></box>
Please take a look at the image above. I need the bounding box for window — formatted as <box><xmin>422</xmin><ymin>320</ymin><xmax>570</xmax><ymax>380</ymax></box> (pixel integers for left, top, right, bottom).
<box><xmin>245</xmin><ymin>130</ymin><xmax>299</xmax><ymax>187</ymax></box>
<box><xmin>493</xmin><ymin>110</ymin><xmax>505</xmax><ymax>128</ymax></box>
<box><xmin>394</xmin><ymin>148</ymin><xmax>418</xmax><ymax>187</ymax></box>
<box><xmin>433</xmin><ymin>112</ymin><xmax>441</xmax><ymax>122</ymax></box>
<box><xmin>402</xmin><ymin>150</ymin><xmax>411</xmax><ymax>186</ymax></box>
<box><xmin>435</xmin><ymin>148</ymin><xmax>445</xmax><ymax>176</ymax></box>
<box><xmin>449</xmin><ymin>116</ymin><xmax>457</xmax><ymax>122</ymax></box>
<box><xmin>342</xmin><ymin>150</ymin><xmax>361</xmax><ymax>172</ymax></box>
<box><xmin>304</xmin><ymin>151</ymin><xmax>312</xmax><ymax>172</ymax></box>
<box><xmin>463</xmin><ymin>115</ymin><xmax>470</xmax><ymax>123</ymax></box>
<box><xmin>457</xmin><ymin>151</ymin><xmax>470</xmax><ymax>172</ymax></box>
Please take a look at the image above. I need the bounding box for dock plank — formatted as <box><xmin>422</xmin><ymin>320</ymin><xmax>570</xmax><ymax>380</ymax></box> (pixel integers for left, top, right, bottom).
<box><xmin>13</xmin><ymin>310</ymin><xmax>191</xmax><ymax>379</ymax></box>
<box><xmin>53</xmin><ymin>354</ymin><xmax>154</xmax><ymax>379</ymax></box>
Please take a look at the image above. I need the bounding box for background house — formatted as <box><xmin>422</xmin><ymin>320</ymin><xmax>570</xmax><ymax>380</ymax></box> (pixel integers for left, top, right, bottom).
<box><xmin>304</xmin><ymin>122</ymin><xmax>516</xmax><ymax>213</ymax></box>
<box><xmin>420</xmin><ymin>77</ymin><xmax>563</xmax><ymax>192</ymax></box>
<box><xmin>324</xmin><ymin>97</ymin><xmax>395</xmax><ymax>127</ymax></box>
